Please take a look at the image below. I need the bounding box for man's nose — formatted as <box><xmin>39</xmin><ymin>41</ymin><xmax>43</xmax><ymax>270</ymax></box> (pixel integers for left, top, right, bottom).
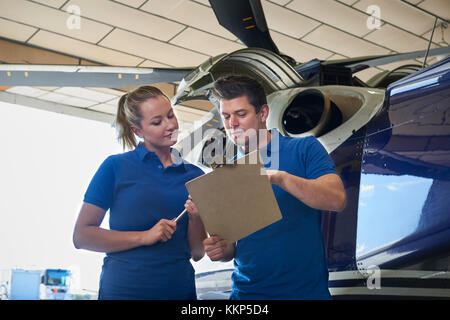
<box><xmin>229</xmin><ymin>114</ymin><xmax>239</xmax><ymax>127</ymax></box>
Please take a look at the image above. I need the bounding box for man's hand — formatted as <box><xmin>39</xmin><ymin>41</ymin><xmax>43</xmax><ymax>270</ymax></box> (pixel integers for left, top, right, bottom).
<box><xmin>203</xmin><ymin>235</ymin><xmax>235</xmax><ymax>262</ymax></box>
<box><xmin>265</xmin><ymin>169</ymin><xmax>286</xmax><ymax>186</ymax></box>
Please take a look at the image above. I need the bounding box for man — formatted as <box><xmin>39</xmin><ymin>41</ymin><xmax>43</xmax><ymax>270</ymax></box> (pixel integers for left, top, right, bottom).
<box><xmin>203</xmin><ymin>76</ymin><xmax>346</xmax><ymax>299</ymax></box>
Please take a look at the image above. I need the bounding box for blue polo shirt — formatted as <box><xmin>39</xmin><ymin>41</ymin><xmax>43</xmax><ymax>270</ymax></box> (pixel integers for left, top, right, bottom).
<box><xmin>230</xmin><ymin>130</ymin><xmax>337</xmax><ymax>300</ymax></box>
<box><xmin>83</xmin><ymin>143</ymin><xmax>204</xmax><ymax>299</ymax></box>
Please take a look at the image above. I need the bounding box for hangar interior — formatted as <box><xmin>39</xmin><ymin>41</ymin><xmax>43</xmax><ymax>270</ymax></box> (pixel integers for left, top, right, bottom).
<box><xmin>0</xmin><ymin>0</ymin><xmax>449</xmax><ymax>301</ymax></box>
<box><xmin>0</xmin><ymin>0</ymin><xmax>448</xmax><ymax>128</ymax></box>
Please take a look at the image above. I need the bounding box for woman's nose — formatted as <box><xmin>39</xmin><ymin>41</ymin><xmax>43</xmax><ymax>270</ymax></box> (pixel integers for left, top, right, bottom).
<box><xmin>166</xmin><ymin>117</ymin><xmax>178</xmax><ymax>130</ymax></box>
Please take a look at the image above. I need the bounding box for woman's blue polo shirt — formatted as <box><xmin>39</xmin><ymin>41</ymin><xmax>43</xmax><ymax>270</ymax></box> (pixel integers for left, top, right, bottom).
<box><xmin>83</xmin><ymin>142</ymin><xmax>204</xmax><ymax>299</ymax></box>
<box><xmin>230</xmin><ymin>130</ymin><xmax>337</xmax><ymax>300</ymax></box>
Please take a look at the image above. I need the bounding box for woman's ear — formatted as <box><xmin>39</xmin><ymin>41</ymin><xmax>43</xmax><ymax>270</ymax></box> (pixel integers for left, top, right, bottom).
<box><xmin>131</xmin><ymin>125</ymin><xmax>142</xmax><ymax>138</ymax></box>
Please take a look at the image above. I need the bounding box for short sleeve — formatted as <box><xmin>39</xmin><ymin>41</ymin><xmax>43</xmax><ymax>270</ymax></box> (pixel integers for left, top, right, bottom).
<box><xmin>83</xmin><ymin>156</ymin><xmax>116</xmax><ymax>211</ymax></box>
<box><xmin>303</xmin><ymin>136</ymin><xmax>337</xmax><ymax>179</ymax></box>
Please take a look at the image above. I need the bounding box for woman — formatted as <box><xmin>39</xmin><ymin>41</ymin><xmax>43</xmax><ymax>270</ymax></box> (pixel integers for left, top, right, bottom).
<box><xmin>73</xmin><ymin>85</ymin><xmax>207</xmax><ymax>300</ymax></box>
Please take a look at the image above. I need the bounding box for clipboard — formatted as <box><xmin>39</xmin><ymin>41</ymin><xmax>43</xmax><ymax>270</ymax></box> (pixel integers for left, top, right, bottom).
<box><xmin>185</xmin><ymin>151</ymin><xmax>282</xmax><ymax>242</ymax></box>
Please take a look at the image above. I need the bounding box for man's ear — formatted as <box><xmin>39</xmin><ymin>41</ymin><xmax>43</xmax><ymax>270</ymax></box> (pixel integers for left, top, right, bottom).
<box><xmin>131</xmin><ymin>125</ymin><xmax>142</xmax><ymax>138</ymax></box>
<box><xmin>259</xmin><ymin>104</ymin><xmax>270</xmax><ymax>123</ymax></box>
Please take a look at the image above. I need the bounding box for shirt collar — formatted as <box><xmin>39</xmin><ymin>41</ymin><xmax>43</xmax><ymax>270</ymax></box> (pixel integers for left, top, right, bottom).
<box><xmin>233</xmin><ymin>129</ymin><xmax>281</xmax><ymax>160</ymax></box>
<box><xmin>236</xmin><ymin>128</ymin><xmax>281</xmax><ymax>156</ymax></box>
<box><xmin>134</xmin><ymin>142</ymin><xmax>156</xmax><ymax>161</ymax></box>
<box><xmin>135</xmin><ymin>142</ymin><xmax>186</xmax><ymax>170</ymax></box>
<box><xmin>258</xmin><ymin>128</ymin><xmax>280</xmax><ymax>156</ymax></box>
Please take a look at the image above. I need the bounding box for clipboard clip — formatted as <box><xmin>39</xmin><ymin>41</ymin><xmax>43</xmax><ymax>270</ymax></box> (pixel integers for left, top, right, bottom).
<box><xmin>210</xmin><ymin>161</ymin><xmax>225</xmax><ymax>169</ymax></box>
<box><xmin>210</xmin><ymin>161</ymin><xmax>240</xmax><ymax>170</ymax></box>
<box><xmin>210</xmin><ymin>152</ymin><xmax>262</xmax><ymax>169</ymax></box>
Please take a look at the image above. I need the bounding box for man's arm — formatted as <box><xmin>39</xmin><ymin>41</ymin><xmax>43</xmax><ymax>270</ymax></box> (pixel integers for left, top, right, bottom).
<box><xmin>267</xmin><ymin>171</ymin><xmax>346</xmax><ymax>212</ymax></box>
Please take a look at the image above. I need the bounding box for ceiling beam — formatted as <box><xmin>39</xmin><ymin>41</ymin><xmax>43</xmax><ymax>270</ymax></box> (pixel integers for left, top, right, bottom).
<box><xmin>0</xmin><ymin>91</ymin><xmax>115</xmax><ymax>124</ymax></box>
<box><xmin>399</xmin><ymin>0</ymin><xmax>449</xmax><ymax>23</ymax></box>
<box><xmin>0</xmin><ymin>37</ymin><xmax>100</xmax><ymax>65</ymax></box>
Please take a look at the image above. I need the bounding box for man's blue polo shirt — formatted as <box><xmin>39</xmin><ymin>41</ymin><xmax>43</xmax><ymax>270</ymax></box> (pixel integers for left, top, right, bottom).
<box><xmin>230</xmin><ymin>129</ymin><xmax>337</xmax><ymax>300</ymax></box>
<box><xmin>83</xmin><ymin>142</ymin><xmax>204</xmax><ymax>299</ymax></box>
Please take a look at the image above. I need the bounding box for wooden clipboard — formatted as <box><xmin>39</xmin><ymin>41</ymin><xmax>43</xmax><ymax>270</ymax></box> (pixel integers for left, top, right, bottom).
<box><xmin>185</xmin><ymin>151</ymin><xmax>282</xmax><ymax>242</ymax></box>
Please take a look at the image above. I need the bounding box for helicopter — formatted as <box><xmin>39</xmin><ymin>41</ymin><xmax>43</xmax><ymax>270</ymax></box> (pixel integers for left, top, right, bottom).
<box><xmin>170</xmin><ymin>0</ymin><xmax>450</xmax><ymax>299</ymax></box>
<box><xmin>0</xmin><ymin>0</ymin><xmax>449</xmax><ymax>299</ymax></box>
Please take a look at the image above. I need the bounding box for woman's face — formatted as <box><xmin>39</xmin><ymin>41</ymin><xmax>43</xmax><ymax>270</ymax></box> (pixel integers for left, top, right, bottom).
<box><xmin>132</xmin><ymin>95</ymin><xmax>179</xmax><ymax>151</ymax></box>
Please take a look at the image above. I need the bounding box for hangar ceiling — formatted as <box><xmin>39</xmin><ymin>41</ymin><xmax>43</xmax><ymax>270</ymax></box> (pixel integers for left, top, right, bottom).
<box><xmin>0</xmin><ymin>0</ymin><xmax>448</xmax><ymax>128</ymax></box>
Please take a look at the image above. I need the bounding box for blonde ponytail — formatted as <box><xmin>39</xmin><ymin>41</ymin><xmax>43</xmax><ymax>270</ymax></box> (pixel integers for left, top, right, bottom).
<box><xmin>115</xmin><ymin>93</ymin><xmax>137</xmax><ymax>150</ymax></box>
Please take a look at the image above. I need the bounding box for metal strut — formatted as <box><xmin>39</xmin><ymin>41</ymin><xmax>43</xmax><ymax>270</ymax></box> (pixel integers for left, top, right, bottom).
<box><xmin>423</xmin><ymin>17</ymin><xmax>438</xmax><ymax>68</ymax></box>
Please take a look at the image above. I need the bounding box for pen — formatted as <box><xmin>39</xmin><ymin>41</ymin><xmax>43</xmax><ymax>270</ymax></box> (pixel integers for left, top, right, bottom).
<box><xmin>174</xmin><ymin>208</ymin><xmax>187</xmax><ymax>222</ymax></box>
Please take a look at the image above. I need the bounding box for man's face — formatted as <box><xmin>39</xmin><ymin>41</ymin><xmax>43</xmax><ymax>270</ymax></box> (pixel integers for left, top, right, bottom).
<box><xmin>220</xmin><ymin>95</ymin><xmax>268</xmax><ymax>149</ymax></box>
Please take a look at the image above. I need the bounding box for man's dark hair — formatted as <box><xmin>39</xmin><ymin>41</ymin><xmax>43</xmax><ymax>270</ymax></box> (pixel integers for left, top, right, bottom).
<box><xmin>210</xmin><ymin>76</ymin><xmax>267</xmax><ymax>113</ymax></box>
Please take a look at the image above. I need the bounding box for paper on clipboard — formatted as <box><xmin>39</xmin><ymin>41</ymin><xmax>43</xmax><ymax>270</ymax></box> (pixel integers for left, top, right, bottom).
<box><xmin>185</xmin><ymin>150</ymin><xmax>282</xmax><ymax>242</ymax></box>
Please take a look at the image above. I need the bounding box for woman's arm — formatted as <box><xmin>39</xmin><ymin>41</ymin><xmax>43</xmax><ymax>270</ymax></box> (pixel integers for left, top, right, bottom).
<box><xmin>185</xmin><ymin>199</ymin><xmax>235</xmax><ymax>262</ymax></box>
<box><xmin>185</xmin><ymin>197</ymin><xmax>207</xmax><ymax>261</ymax></box>
<box><xmin>73</xmin><ymin>202</ymin><xmax>177</xmax><ymax>253</ymax></box>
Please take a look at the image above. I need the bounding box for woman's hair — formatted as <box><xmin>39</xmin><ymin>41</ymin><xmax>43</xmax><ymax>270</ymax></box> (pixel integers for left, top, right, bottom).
<box><xmin>114</xmin><ymin>85</ymin><xmax>169</xmax><ymax>150</ymax></box>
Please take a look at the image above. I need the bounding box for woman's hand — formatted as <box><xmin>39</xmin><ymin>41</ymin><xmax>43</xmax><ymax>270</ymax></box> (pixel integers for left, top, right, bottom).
<box><xmin>141</xmin><ymin>219</ymin><xmax>177</xmax><ymax>246</ymax></box>
<box><xmin>185</xmin><ymin>195</ymin><xmax>200</xmax><ymax>220</ymax></box>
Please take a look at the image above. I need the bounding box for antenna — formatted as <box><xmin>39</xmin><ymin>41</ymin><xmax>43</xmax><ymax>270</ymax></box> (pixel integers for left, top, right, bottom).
<box><xmin>422</xmin><ymin>17</ymin><xmax>438</xmax><ymax>68</ymax></box>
